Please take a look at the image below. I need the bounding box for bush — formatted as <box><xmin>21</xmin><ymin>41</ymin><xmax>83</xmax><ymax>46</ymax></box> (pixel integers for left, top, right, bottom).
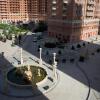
<box><xmin>96</xmin><ymin>48</ymin><xmax>100</xmax><ymax>53</ymax></box>
<box><xmin>0</xmin><ymin>36</ymin><xmax>3</xmax><ymax>41</ymax></box>
<box><xmin>6</xmin><ymin>35</ymin><xmax>12</xmax><ymax>40</ymax></box>
<box><xmin>58</xmin><ymin>50</ymin><xmax>62</xmax><ymax>55</ymax></box>
<box><xmin>77</xmin><ymin>44</ymin><xmax>81</xmax><ymax>48</ymax></box>
<box><xmin>79</xmin><ymin>56</ymin><xmax>85</xmax><ymax>62</ymax></box>
<box><xmin>2</xmin><ymin>37</ymin><xmax>6</xmax><ymax>42</ymax></box>
<box><xmin>55</xmin><ymin>59</ymin><xmax>59</xmax><ymax>62</ymax></box>
<box><xmin>70</xmin><ymin>58</ymin><xmax>74</xmax><ymax>63</ymax></box>
<box><xmin>83</xmin><ymin>43</ymin><xmax>86</xmax><ymax>47</ymax></box>
<box><xmin>37</xmin><ymin>48</ymin><xmax>40</xmax><ymax>52</ymax></box>
<box><xmin>88</xmin><ymin>42</ymin><xmax>90</xmax><ymax>44</ymax></box>
<box><xmin>91</xmin><ymin>53</ymin><xmax>95</xmax><ymax>55</ymax></box>
<box><xmin>48</xmin><ymin>59</ymin><xmax>52</xmax><ymax>64</ymax></box>
<box><xmin>62</xmin><ymin>58</ymin><xmax>66</xmax><ymax>63</ymax></box>
<box><xmin>71</xmin><ymin>46</ymin><xmax>75</xmax><ymax>50</ymax></box>
<box><xmin>46</xmin><ymin>51</ymin><xmax>49</xmax><ymax>55</ymax></box>
<box><xmin>44</xmin><ymin>42</ymin><xmax>56</xmax><ymax>48</ymax></box>
<box><xmin>38</xmin><ymin>45</ymin><xmax>40</xmax><ymax>48</ymax></box>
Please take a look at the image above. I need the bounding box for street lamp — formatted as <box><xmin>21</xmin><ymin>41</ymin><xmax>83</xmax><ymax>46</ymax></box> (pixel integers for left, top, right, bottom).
<box><xmin>53</xmin><ymin>53</ymin><xmax>57</xmax><ymax>79</ymax></box>
<box><xmin>39</xmin><ymin>48</ymin><xmax>42</xmax><ymax>66</ymax></box>
<box><xmin>20</xmin><ymin>48</ymin><xmax>23</xmax><ymax>65</ymax></box>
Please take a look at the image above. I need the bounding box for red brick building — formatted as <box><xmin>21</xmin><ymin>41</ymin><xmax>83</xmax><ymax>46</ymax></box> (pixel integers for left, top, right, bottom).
<box><xmin>0</xmin><ymin>0</ymin><xmax>47</xmax><ymax>23</ymax></box>
<box><xmin>48</xmin><ymin>0</ymin><xmax>100</xmax><ymax>43</ymax></box>
<box><xmin>95</xmin><ymin>0</ymin><xmax>100</xmax><ymax>35</ymax></box>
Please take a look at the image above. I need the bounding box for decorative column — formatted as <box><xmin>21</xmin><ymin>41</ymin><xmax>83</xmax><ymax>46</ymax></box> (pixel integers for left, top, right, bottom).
<box><xmin>21</xmin><ymin>48</ymin><xmax>23</xmax><ymax>65</ymax></box>
<box><xmin>39</xmin><ymin>48</ymin><xmax>42</xmax><ymax>66</ymax></box>
<box><xmin>12</xmin><ymin>34</ymin><xmax>15</xmax><ymax>45</ymax></box>
<box><xmin>53</xmin><ymin>53</ymin><xmax>57</xmax><ymax>79</ymax></box>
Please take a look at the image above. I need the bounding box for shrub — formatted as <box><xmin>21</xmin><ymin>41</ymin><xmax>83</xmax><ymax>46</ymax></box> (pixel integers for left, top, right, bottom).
<box><xmin>58</xmin><ymin>50</ymin><xmax>62</xmax><ymax>55</ymax></box>
<box><xmin>46</xmin><ymin>51</ymin><xmax>49</xmax><ymax>55</ymax></box>
<box><xmin>38</xmin><ymin>45</ymin><xmax>40</xmax><ymax>48</ymax></box>
<box><xmin>70</xmin><ymin>58</ymin><xmax>75</xmax><ymax>63</ymax></box>
<box><xmin>96</xmin><ymin>48</ymin><xmax>100</xmax><ymax>53</ymax></box>
<box><xmin>79</xmin><ymin>56</ymin><xmax>85</xmax><ymax>62</ymax></box>
<box><xmin>55</xmin><ymin>59</ymin><xmax>59</xmax><ymax>62</ymax></box>
<box><xmin>83</xmin><ymin>43</ymin><xmax>86</xmax><ymax>47</ymax></box>
<box><xmin>91</xmin><ymin>53</ymin><xmax>95</xmax><ymax>55</ymax></box>
<box><xmin>77</xmin><ymin>44</ymin><xmax>81</xmax><ymax>48</ymax></box>
<box><xmin>44</xmin><ymin>42</ymin><xmax>56</xmax><ymax>48</ymax></box>
<box><xmin>2</xmin><ymin>37</ymin><xmax>6</xmax><ymax>42</ymax></box>
<box><xmin>88</xmin><ymin>42</ymin><xmax>90</xmax><ymax>44</ymax></box>
<box><xmin>48</xmin><ymin>59</ymin><xmax>52</xmax><ymax>64</ymax></box>
<box><xmin>71</xmin><ymin>46</ymin><xmax>75</xmax><ymax>50</ymax></box>
<box><xmin>62</xmin><ymin>58</ymin><xmax>66</xmax><ymax>63</ymax></box>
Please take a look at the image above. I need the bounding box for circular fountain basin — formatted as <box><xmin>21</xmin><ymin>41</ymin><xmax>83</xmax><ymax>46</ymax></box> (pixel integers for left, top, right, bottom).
<box><xmin>7</xmin><ymin>65</ymin><xmax>47</xmax><ymax>88</ymax></box>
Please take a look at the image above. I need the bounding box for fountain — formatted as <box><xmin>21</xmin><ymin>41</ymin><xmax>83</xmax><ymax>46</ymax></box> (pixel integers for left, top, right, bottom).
<box><xmin>7</xmin><ymin>65</ymin><xmax>47</xmax><ymax>87</ymax></box>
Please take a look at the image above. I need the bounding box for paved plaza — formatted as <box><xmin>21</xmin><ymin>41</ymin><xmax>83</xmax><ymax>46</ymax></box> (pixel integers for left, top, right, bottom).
<box><xmin>0</xmin><ymin>33</ymin><xmax>100</xmax><ymax>100</ymax></box>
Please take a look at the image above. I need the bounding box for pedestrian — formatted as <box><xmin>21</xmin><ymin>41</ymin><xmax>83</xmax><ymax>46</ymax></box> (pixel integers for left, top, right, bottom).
<box><xmin>2</xmin><ymin>52</ymin><xmax>4</xmax><ymax>57</ymax></box>
<box><xmin>18</xmin><ymin>35</ymin><xmax>22</xmax><ymax>44</ymax></box>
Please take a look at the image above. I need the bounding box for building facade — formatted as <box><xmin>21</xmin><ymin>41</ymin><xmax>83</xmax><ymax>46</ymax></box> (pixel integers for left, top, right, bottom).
<box><xmin>48</xmin><ymin>0</ymin><xmax>100</xmax><ymax>43</ymax></box>
<box><xmin>95</xmin><ymin>0</ymin><xmax>100</xmax><ymax>35</ymax></box>
<box><xmin>0</xmin><ymin>0</ymin><xmax>47</xmax><ymax>23</ymax></box>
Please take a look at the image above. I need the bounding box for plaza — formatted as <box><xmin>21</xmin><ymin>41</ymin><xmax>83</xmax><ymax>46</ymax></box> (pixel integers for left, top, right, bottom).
<box><xmin>0</xmin><ymin>31</ymin><xmax>100</xmax><ymax>100</ymax></box>
<box><xmin>0</xmin><ymin>0</ymin><xmax>100</xmax><ymax>100</ymax></box>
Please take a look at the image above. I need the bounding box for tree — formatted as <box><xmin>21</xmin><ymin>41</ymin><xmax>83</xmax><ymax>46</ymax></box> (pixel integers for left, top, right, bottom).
<box><xmin>70</xmin><ymin>58</ymin><xmax>74</xmax><ymax>63</ymax></box>
<box><xmin>96</xmin><ymin>48</ymin><xmax>100</xmax><ymax>53</ymax></box>
<box><xmin>62</xmin><ymin>58</ymin><xmax>66</xmax><ymax>63</ymax></box>
<box><xmin>46</xmin><ymin>51</ymin><xmax>49</xmax><ymax>55</ymax></box>
<box><xmin>79</xmin><ymin>56</ymin><xmax>85</xmax><ymax>62</ymax></box>
<box><xmin>77</xmin><ymin>44</ymin><xmax>81</xmax><ymax>48</ymax></box>
<box><xmin>83</xmin><ymin>43</ymin><xmax>86</xmax><ymax>47</ymax></box>
<box><xmin>58</xmin><ymin>50</ymin><xmax>62</xmax><ymax>55</ymax></box>
<box><xmin>34</xmin><ymin>21</ymin><xmax>47</xmax><ymax>32</ymax></box>
<box><xmin>71</xmin><ymin>46</ymin><xmax>75</xmax><ymax>50</ymax></box>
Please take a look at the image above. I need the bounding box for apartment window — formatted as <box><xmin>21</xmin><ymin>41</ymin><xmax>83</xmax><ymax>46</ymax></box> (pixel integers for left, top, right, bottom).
<box><xmin>52</xmin><ymin>0</ymin><xmax>56</xmax><ymax>4</ymax></box>
<box><xmin>63</xmin><ymin>0</ymin><xmax>68</xmax><ymax>3</ymax></box>
<box><xmin>76</xmin><ymin>5</ymin><xmax>82</xmax><ymax>16</ymax></box>
<box><xmin>52</xmin><ymin>12</ymin><xmax>56</xmax><ymax>16</ymax></box>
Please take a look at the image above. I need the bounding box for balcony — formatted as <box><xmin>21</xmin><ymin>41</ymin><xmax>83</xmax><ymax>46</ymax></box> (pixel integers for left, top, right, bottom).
<box><xmin>86</xmin><ymin>12</ymin><xmax>94</xmax><ymax>17</ymax></box>
<box><xmin>63</xmin><ymin>0</ymin><xmax>68</xmax><ymax>3</ymax></box>
<box><xmin>52</xmin><ymin>13</ymin><xmax>56</xmax><ymax>16</ymax></box>
<box><xmin>52</xmin><ymin>0</ymin><xmax>56</xmax><ymax>4</ymax></box>
<box><xmin>88</xmin><ymin>0</ymin><xmax>95</xmax><ymax>4</ymax></box>
<box><xmin>87</xmin><ymin>6</ymin><xmax>94</xmax><ymax>11</ymax></box>
<box><xmin>52</xmin><ymin>7</ymin><xmax>56</xmax><ymax>10</ymax></box>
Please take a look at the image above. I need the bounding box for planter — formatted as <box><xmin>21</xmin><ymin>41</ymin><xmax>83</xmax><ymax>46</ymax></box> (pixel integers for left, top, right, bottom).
<box><xmin>2</xmin><ymin>37</ymin><xmax>7</xmax><ymax>42</ymax></box>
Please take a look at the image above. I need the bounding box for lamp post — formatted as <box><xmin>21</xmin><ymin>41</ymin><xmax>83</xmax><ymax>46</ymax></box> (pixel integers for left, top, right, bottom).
<box><xmin>53</xmin><ymin>53</ymin><xmax>57</xmax><ymax>79</ymax></box>
<box><xmin>12</xmin><ymin>34</ymin><xmax>15</xmax><ymax>45</ymax></box>
<box><xmin>39</xmin><ymin>48</ymin><xmax>42</xmax><ymax>66</ymax></box>
<box><xmin>21</xmin><ymin>48</ymin><xmax>23</xmax><ymax>65</ymax></box>
<box><xmin>38</xmin><ymin>48</ymin><xmax>42</xmax><ymax>76</ymax></box>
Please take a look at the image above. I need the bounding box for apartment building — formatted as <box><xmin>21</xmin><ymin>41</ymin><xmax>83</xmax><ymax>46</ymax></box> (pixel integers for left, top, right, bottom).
<box><xmin>95</xmin><ymin>0</ymin><xmax>100</xmax><ymax>34</ymax></box>
<box><xmin>0</xmin><ymin>0</ymin><xmax>47</xmax><ymax>23</ymax></box>
<box><xmin>48</xmin><ymin>0</ymin><xmax>100</xmax><ymax>43</ymax></box>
